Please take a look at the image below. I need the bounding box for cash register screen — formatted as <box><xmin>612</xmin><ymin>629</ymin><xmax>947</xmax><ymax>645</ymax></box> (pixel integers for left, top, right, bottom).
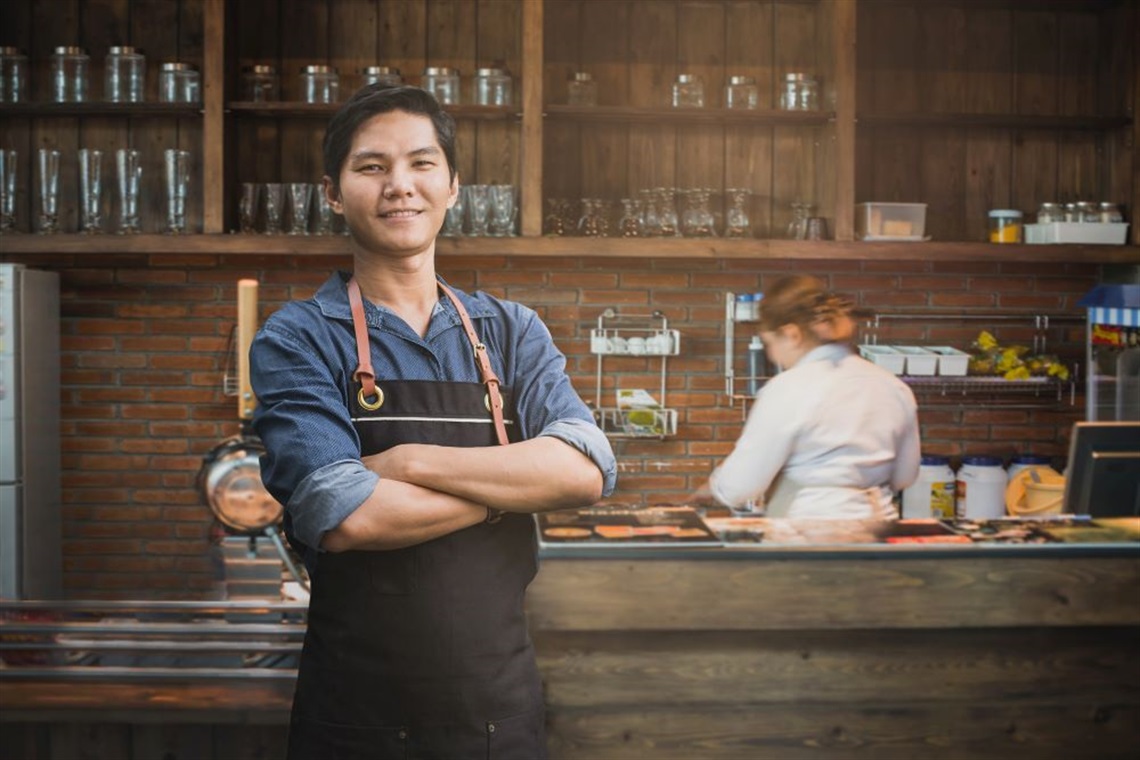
<box><xmin>1063</xmin><ymin>422</ymin><xmax>1140</xmax><ymax>517</ymax></box>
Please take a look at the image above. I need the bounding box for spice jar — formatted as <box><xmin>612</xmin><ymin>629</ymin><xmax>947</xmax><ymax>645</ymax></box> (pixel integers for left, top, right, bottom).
<box><xmin>567</xmin><ymin>71</ymin><xmax>597</xmax><ymax>106</ymax></box>
<box><xmin>1075</xmin><ymin>201</ymin><xmax>1098</xmax><ymax>223</ymax></box>
<box><xmin>0</xmin><ymin>47</ymin><xmax>28</xmax><ymax>103</ymax></box>
<box><xmin>473</xmin><ymin>67</ymin><xmax>511</xmax><ymax>106</ymax></box>
<box><xmin>1036</xmin><ymin>202</ymin><xmax>1062</xmax><ymax>224</ymax></box>
<box><xmin>724</xmin><ymin>75</ymin><xmax>758</xmax><ymax>109</ymax></box>
<box><xmin>672</xmin><ymin>74</ymin><xmax>704</xmax><ymax>108</ymax></box>
<box><xmin>422</xmin><ymin>66</ymin><xmax>460</xmax><ymax>105</ymax></box>
<box><xmin>1098</xmin><ymin>202</ymin><xmax>1124</xmax><ymax>224</ymax></box>
<box><xmin>159</xmin><ymin>62</ymin><xmax>200</xmax><ymax>103</ymax></box>
<box><xmin>780</xmin><ymin>72</ymin><xmax>819</xmax><ymax>110</ymax></box>
<box><xmin>988</xmin><ymin>209</ymin><xmax>1023</xmax><ymax>243</ymax></box>
<box><xmin>51</xmin><ymin>46</ymin><xmax>89</xmax><ymax>102</ymax></box>
<box><xmin>242</xmin><ymin>65</ymin><xmax>279</xmax><ymax>101</ymax></box>
<box><xmin>105</xmin><ymin>46</ymin><xmax>146</xmax><ymax>103</ymax></box>
<box><xmin>361</xmin><ymin>65</ymin><xmax>402</xmax><ymax>88</ymax></box>
<box><xmin>300</xmin><ymin>64</ymin><xmax>339</xmax><ymax>103</ymax></box>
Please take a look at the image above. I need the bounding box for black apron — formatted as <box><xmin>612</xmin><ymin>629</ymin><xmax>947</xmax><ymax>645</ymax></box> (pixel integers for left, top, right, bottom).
<box><xmin>286</xmin><ymin>279</ymin><xmax>546</xmax><ymax>760</ymax></box>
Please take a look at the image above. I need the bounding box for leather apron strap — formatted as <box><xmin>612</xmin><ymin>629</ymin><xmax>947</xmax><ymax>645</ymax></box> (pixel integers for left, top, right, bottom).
<box><xmin>347</xmin><ymin>276</ymin><xmax>509</xmax><ymax>447</ymax></box>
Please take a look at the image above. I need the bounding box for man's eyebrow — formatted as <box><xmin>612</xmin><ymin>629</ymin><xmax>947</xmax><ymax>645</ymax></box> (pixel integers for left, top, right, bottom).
<box><xmin>349</xmin><ymin>146</ymin><xmax>442</xmax><ymax>161</ymax></box>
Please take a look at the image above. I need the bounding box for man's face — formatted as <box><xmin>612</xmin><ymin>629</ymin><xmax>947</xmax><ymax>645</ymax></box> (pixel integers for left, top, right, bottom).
<box><xmin>325</xmin><ymin>109</ymin><xmax>457</xmax><ymax>257</ymax></box>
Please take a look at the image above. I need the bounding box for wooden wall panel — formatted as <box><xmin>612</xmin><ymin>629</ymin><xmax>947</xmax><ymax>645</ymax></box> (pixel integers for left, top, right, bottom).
<box><xmin>473</xmin><ymin>0</ymin><xmax>520</xmax><ymax>186</ymax></box>
<box><xmin>279</xmin><ymin>0</ymin><xmax>328</xmax><ymax>186</ymax></box>
<box><xmin>578</xmin><ymin>0</ymin><xmax>628</xmax><ymax>199</ymax></box>
<box><xmin>541</xmin><ymin>0</ymin><xmax>580</xmax><ymax>205</ymax></box>
<box><xmin>625</xmin><ymin>0</ymin><xmax>676</xmax><ymax>195</ymax></box>
<box><xmin>724</xmin><ymin>1</ymin><xmax>772</xmax><ymax>237</ymax></box>
<box><xmin>427</xmin><ymin>0</ymin><xmax>477</xmax><ymax>183</ymax></box>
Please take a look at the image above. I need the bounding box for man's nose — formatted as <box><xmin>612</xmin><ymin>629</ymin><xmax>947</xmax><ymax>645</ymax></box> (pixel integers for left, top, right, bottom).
<box><xmin>383</xmin><ymin>166</ymin><xmax>414</xmax><ymax>197</ymax></box>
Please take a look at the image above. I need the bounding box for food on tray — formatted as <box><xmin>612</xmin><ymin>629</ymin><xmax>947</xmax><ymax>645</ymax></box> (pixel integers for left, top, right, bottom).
<box><xmin>543</xmin><ymin>527</ymin><xmax>592</xmax><ymax>539</ymax></box>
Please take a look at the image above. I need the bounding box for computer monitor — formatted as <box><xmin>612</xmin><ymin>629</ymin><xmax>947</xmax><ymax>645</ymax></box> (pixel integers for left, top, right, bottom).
<box><xmin>1063</xmin><ymin>422</ymin><xmax>1140</xmax><ymax>517</ymax></box>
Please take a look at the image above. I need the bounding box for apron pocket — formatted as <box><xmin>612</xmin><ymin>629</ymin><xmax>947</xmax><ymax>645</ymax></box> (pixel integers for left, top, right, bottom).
<box><xmin>287</xmin><ymin>717</ymin><xmax>408</xmax><ymax>760</ymax></box>
<box><xmin>486</xmin><ymin>709</ymin><xmax>546</xmax><ymax>760</ymax></box>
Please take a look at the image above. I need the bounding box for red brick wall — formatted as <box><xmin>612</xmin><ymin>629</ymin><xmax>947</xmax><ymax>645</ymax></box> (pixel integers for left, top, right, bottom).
<box><xmin>4</xmin><ymin>253</ymin><xmax>1098</xmax><ymax>598</ymax></box>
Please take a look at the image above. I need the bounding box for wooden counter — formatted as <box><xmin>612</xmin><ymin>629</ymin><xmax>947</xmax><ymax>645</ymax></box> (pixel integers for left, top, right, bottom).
<box><xmin>3</xmin><ymin>543</ymin><xmax>1138</xmax><ymax>759</ymax></box>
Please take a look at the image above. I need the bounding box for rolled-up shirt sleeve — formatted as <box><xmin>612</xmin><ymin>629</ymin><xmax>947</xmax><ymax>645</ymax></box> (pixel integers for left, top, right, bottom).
<box><xmin>287</xmin><ymin>459</ymin><xmax>380</xmax><ymax>550</ymax></box>
<box><xmin>539</xmin><ymin>418</ymin><xmax>618</xmax><ymax>497</ymax></box>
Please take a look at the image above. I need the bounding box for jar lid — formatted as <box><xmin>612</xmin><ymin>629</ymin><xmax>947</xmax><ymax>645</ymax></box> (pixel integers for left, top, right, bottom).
<box><xmin>1039</xmin><ymin>202</ymin><xmax>1062</xmax><ymax>208</ymax></box>
<box><xmin>675</xmin><ymin>73</ymin><xmax>701</xmax><ymax>83</ymax></box>
<box><xmin>423</xmin><ymin>66</ymin><xmax>457</xmax><ymax>76</ymax></box>
<box><xmin>362</xmin><ymin>65</ymin><xmax>400</xmax><ymax>76</ymax></box>
<box><xmin>1012</xmin><ymin>454</ymin><xmax>1051</xmax><ymax>464</ymax></box>
<box><xmin>475</xmin><ymin>67</ymin><xmax>508</xmax><ymax>77</ymax></box>
<box><xmin>162</xmin><ymin>61</ymin><xmax>198</xmax><ymax>71</ymax></box>
<box><xmin>53</xmin><ymin>46</ymin><xmax>87</xmax><ymax>56</ymax></box>
<box><xmin>784</xmin><ymin>72</ymin><xmax>811</xmax><ymax>81</ymax></box>
<box><xmin>962</xmin><ymin>455</ymin><xmax>1003</xmax><ymax>467</ymax></box>
<box><xmin>302</xmin><ymin>64</ymin><xmax>336</xmax><ymax>74</ymax></box>
<box><xmin>1098</xmin><ymin>201</ymin><xmax>1118</xmax><ymax>209</ymax></box>
<box><xmin>570</xmin><ymin>71</ymin><xmax>594</xmax><ymax>81</ymax></box>
<box><xmin>107</xmin><ymin>46</ymin><xmax>141</xmax><ymax>56</ymax></box>
<box><xmin>727</xmin><ymin>75</ymin><xmax>757</xmax><ymax>85</ymax></box>
<box><xmin>244</xmin><ymin>64</ymin><xmax>277</xmax><ymax>74</ymax></box>
<box><xmin>920</xmin><ymin>455</ymin><xmax>951</xmax><ymax>465</ymax></box>
<box><xmin>987</xmin><ymin>209</ymin><xmax>1023</xmax><ymax>218</ymax></box>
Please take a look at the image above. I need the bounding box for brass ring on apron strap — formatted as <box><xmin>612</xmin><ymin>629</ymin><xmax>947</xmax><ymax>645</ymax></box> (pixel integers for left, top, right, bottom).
<box><xmin>358</xmin><ymin>385</ymin><xmax>384</xmax><ymax>411</ymax></box>
<box><xmin>484</xmin><ymin>393</ymin><xmax>491</xmax><ymax>412</ymax></box>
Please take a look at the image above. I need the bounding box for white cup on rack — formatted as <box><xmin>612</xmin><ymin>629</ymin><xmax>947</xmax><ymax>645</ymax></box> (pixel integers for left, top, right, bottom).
<box><xmin>627</xmin><ymin>337</ymin><xmax>646</xmax><ymax>355</ymax></box>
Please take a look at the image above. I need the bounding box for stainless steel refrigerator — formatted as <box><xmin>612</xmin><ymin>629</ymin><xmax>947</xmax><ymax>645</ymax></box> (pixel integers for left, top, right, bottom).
<box><xmin>0</xmin><ymin>263</ymin><xmax>61</xmax><ymax>599</ymax></box>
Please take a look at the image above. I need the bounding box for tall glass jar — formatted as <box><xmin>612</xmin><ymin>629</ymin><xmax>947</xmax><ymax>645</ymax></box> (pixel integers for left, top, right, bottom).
<box><xmin>567</xmin><ymin>71</ymin><xmax>597</xmax><ymax>106</ymax></box>
<box><xmin>105</xmin><ymin>46</ymin><xmax>146</xmax><ymax>102</ymax></box>
<box><xmin>724</xmin><ymin>75</ymin><xmax>758</xmax><ymax>109</ymax></box>
<box><xmin>242</xmin><ymin>64</ymin><xmax>279</xmax><ymax>101</ymax></box>
<box><xmin>51</xmin><ymin>46</ymin><xmax>89</xmax><ymax>102</ymax></box>
<box><xmin>361</xmin><ymin>65</ymin><xmax>402</xmax><ymax>88</ymax></box>
<box><xmin>672</xmin><ymin>74</ymin><xmax>704</xmax><ymax>108</ymax></box>
<box><xmin>473</xmin><ymin>67</ymin><xmax>511</xmax><ymax>106</ymax></box>
<box><xmin>422</xmin><ymin>66</ymin><xmax>460</xmax><ymax>104</ymax></box>
<box><xmin>159</xmin><ymin>62</ymin><xmax>200</xmax><ymax>103</ymax></box>
<box><xmin>0</xmin><ymin>47</ymin><xmax>29</xmax><ymax>103</ymax></box>
<box><xmin>301</xmin><ymin>65</ymin><xmax>339</xmax><ymax>103</ymax></box>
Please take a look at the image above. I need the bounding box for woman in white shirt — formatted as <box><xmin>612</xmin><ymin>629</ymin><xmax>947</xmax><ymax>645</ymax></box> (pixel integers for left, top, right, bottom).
<box><xmin>702</xmin><ymin>275</ymin><xmax>921</xmax><ymax>519</ymax></box>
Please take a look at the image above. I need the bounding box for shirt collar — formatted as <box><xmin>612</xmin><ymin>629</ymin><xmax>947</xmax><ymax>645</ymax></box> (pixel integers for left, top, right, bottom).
<box><xmin>799</xmin><ymin>342</ymin><xmax>853</xmax><ymax>366</ymax></box>
<box><xmin>312</xmin><ymin>270</ymin><xmax>495</xmax><ymax>329</ymax></box>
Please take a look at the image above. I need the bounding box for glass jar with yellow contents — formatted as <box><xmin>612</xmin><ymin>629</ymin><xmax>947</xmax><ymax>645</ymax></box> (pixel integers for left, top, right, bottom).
<box><xmin>988</xmin><ymin>209</ymin><xmax>1023</xmax><ymax>243</ymax></box>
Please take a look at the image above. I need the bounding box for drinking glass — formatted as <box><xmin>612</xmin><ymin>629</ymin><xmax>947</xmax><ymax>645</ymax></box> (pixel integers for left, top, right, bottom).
<box><xmin>287</xmin><ymin>182</ymin><xmax>312</xmax><ymax>235</ymax></box>
<box><xmin>0</xmin><ymin>150</ymin><xmax>17</xmax><ymax>233</ymax></box>
<box><xmin>262</xmin><ymin>182</ymin><xmax>283</xmax><ymax>234</ymax></box>
<box><xmin>638</xmin><ymin>189</ymin><xmax>660</xmax><ymax>237</ymax></box>
<box><xmin>577</xmin><ymin>198</ymin><xmax>608</xmax><ymax>237</ymax></box>
<box><xmin>723</xmin><ymin>188</ymin><xmax>752</xmax><ymax>238</ymax></box>
<box><xmin>805</xmin><ymin>216</ymin><xmax>828</xmax><ymax>240</ymax></box>
<box><xmin>77</xmin><ymin>148</ymin><xmax>103</xmax><ymax>234</ymax></box>
<box><xmin>488</xmin><ymin>184</ymin><xmax>516</xmax><ymax>237</ymax></box>
<box><xmin>313</xmin><ymin>187</ymin><xmax>335</xmax><ymax>235</ymax></box>
<box><xmin>787</xmin><ymin>202</ymin><xmax>813</xmax><ymax>240</ymax></box>
<box><xmin>164</xmin><ymin>148</ymin><xmax>191</xmax><ymax>234</ymax></box>
<box><xmin>543</xmin><ymin>197</ymin><xmax>566</xmax><ymax>237</ymax></box>
<box><xmin>463</xmin><ymin>184</ymin><xmax>490</xmax><ymax>236</ymax></box>
<box><xmin>442</xmin><ymin>189</ymin><xmax>465</xmax><ymax>236</ymax></box>
<box><xmin>115</xmin><ymin>148</ymin><xmax>142</xmax><ymax>234</ymax></box>
<box><xmin>239</xmin><ymin>182</ymin><xmax>260</xmax><ymax>233</ymax></box>
<box><xmin>37</xmin><ymin>148</ymin><xmax>61</xmax><ymax>234</ymax></box>
<box><xmin>617</xmin><ymin>198</ymin><xmax>643</xmax><ymax>237</ymax></box>
<box><xmin>657</xmin><ymin>188</ymin><xmax>679</xmax><ymax>237</ymax></box>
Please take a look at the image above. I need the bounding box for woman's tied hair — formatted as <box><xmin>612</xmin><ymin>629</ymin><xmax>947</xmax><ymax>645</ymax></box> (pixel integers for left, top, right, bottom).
<box><xmin>758</xmin><ymin>275</ymin><xmax>856</xmax><ymax>343</ymax></box>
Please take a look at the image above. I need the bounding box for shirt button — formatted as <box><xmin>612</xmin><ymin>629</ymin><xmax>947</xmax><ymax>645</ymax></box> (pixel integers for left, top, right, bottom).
<box><xmin>397</xmin><ymin>729</ymin><xmax>407</xmax><ymax>740</ymax></box>
<box><xmin>488</xmin><ymin>723</ymin><xmax>496</xmax><ymax>733</ymax></box>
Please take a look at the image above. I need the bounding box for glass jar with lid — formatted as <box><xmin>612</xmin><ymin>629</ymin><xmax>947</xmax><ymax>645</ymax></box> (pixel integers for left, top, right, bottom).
<box><xmin>242</xmin><ymin>64</ymin><xmax>279</xmax><ymax>102</ymax></box>
<box><xmin>724</xmin><ymin>75</ymin><xmax>758</xmax><ymax>109</ymax></box>
<box><xmin>1098</xmin><ymin>202</ymin><xmax>1124</xmax><ymax>224</ymax></box>
<box><xmin>361</xmin><ymin>66</ymin><xmax>402</xmax><ymax>89</ymax></box>
<box><xmin>1075</xmin><ymin>201</ymin><xmax>1098</xmax><ymax>223</ymax></box>
<box><xmin>301</xmin><ymin>64</ymin><xmax>339</xmax><ymax>103</ymax></box>
<box><xmin>51</xmin><ymin>46</ymin><xmax>89</xmax><ymax>102</ymax></box>
<box><xmin>473</xmin><ymin>67</ymin><xmax>512</xmax><ymax>106</ymax></box>
<box><xmin>988</xmin><ymin>209</ymin><xmax>1023</xmax><ymax>243</ymax></box>
<box><xmin>159</xmin><ymin>62</ymin><xmax>200</xmax><ymax>103</ymax></box>
<box><xmin>672</xmin><ymin>73</ymin><xmax>704</xmax><ymax>108</ymax></box>
<box><xmin>0</xmin><ymin>47</ymin><xmax>29</xmax><ymax>103</ymax></box>
<box><xmin>105</xmin><ymin>46</ymin><xmax>145</xmax><ymax>103</ymax></box>
<box><xmin>422</xmin><ymin>66</ymin><xmax>460</xmax><ymax>104</ymax></box>
<box><xmin>780</xmin><ymin>72</ymin><xmax>819</xmax><ymax>110</ymax></box>
<box><xmin>1035</xmin><ymin>202</ymin><xmax>1063</xmax><ymax>224</ymax></box>
<box><xmin>567</xmin><ymin>71</ymin><xmax>597</xmax><ymax>106</ymax></box>
<box><xmin>1063</xmin><ymin>202</ymin><xmax>1080</xmax><ymax>222</ymax></box>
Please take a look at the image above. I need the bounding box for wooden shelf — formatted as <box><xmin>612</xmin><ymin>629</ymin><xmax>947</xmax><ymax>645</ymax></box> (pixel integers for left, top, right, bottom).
<box><xmin>1</xmin><ymin>234</ymin><xmax>1136</xmax><ymax>263</ymax></box>
<box><xmin>227</xmin><ymin>102</ymin><xmax>520</xmax><ymax>121</ymax></box>
<box><xmin>859</xmin><ymin>112</ymin><xmax>1132</xmax><ymax>130</ymax></box>
<box><xmin>0</xmin><ymin>103</ymin><xmax>202</xmax><ymax>118</ymax></box>
<box><xmin>544</xmin><ymin>104</ymin><xmax>834</xmax><ymax>126</ymax></box>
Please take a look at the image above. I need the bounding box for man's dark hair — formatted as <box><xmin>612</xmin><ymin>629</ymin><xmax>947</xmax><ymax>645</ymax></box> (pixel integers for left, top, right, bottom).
<box><xmin>322</xmin><ymin>84</ymin><xmax>457</xmax><ymax>192</ymax></box>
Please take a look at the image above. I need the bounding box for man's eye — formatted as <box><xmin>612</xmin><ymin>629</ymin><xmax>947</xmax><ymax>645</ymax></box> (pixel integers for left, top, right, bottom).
<box><xmin>358</xmin><ymin>163</ymin><xmax>382</xmax><ymax>172</ymax></box>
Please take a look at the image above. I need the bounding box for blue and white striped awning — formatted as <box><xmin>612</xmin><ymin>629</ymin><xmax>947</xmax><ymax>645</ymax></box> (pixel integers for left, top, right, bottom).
<box><xmin>1088</xmin><ymin>306</ymin><xmax>1140</xmax><ymax>328</ymax></box>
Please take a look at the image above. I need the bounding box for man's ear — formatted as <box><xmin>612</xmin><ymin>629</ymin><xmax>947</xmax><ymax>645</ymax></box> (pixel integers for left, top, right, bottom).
<box><xmin>447</xmin><ymin>173</ymin><xmax>459</xmax><ymax>209</ymax></box>
<box><xmin>323</xmin><ymin>176</ymin><xmax>342</xmax><ymax>213</ymax></box>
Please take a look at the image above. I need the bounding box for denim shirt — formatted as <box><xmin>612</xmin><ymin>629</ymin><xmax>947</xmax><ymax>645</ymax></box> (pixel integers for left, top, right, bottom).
<box><xmin>249</xmin><ymin>271</ymin><xmax>617</xmax><ymax>557</ymax></box>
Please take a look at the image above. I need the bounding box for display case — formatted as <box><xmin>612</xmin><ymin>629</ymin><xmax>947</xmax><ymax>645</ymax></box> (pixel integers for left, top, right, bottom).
<box><xmin>1079</xmin><ymin>284</ymin><xmax>1140</xmax><ymax>421</ymax></box>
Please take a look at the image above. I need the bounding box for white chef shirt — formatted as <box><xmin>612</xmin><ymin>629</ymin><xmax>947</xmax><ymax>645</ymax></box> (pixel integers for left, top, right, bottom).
<box><xmin>709</xmin><ymin>342</ymin><xmax>921</xmax><ymax>519</ymax></box>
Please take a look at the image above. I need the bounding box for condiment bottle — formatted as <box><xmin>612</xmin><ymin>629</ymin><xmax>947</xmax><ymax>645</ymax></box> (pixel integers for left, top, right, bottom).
<box><xmin>988</xmin><ymin>209</ymin><xmax>1023</xmax><ymax>243</ymax></box>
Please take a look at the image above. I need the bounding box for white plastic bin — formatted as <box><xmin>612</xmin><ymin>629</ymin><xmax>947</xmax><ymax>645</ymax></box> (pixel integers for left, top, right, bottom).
<box><xmin>858</xmin><ymin>344</ymin><xmax>905</xmax><ymax>375</ymax></box>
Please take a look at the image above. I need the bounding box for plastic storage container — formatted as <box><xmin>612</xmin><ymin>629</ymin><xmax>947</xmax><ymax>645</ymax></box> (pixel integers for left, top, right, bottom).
<box><xmin>1007</xmin><ymin>455</ymin><xmax>1056</xmax><ymax>483</ymax></box>
<box><xmin>855</xmin><ymin>202</ymin><xmax>927</xmax><ymax>241</ymax></box>
<box><xmin>858</xmin><ymin>344</ymin><xmax>905</xmax><ymax>374</ymax></box>
<box><xmin>926</xmin><ymin>346</ymin><xmax>970</xmax><ymax>376</ymax></box>
<box><xmin>1024</xmin><ymin>222</ymin><xmax>1129</xmax><ymax>245</ymax></box>
<box><xmin>893</xmin><ymin>346</ymin><xmax>938</xmax><ymax>376</ymax></box>
<box><xmin>902</xmin><ymin>456</ymin><xmax>956</xmax><ymax>519</ymax></box>
<box><xmin>955</xmin><ymin>456</ymin><xmax>1007</xmax><ymax>519</ymax></box>
<box><xmin>988</xmin><ymin>209</ymin><xmax>1023</xmax><ymax>243</ymax></box>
